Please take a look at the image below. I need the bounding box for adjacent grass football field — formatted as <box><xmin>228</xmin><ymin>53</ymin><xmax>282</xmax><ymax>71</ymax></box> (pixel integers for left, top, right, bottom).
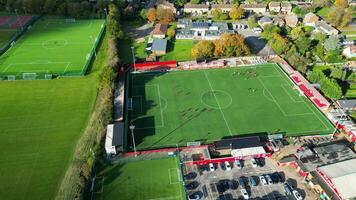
<box><xmin>128</xmin><ymin>63</ymin><xmax>334</xmax><ymax>150</ymax></box>
<box><xmin>94</xmin><ymin>157</ymin><xmax>184</xmax><ymax>200</ymax></box>
<box><xmin>0</xmin><ymin>29</ymin><xmax>17</xmax><ymax>48</ymax></box>
<box><xmin>0</xmin><ymin>17</ymin><xmax>104</xmax><ymax>76</ymax></box>
<box><xmin>0</xmin><ymin>33</ymin><xmax>109</xmax><ymax>200</ymax></box>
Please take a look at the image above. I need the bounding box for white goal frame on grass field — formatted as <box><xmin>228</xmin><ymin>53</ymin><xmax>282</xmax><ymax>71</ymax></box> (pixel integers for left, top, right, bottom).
<box><xmin>22</xmin><ymin>73</ymin><xmax>37</xmax><ymax>80</ymax></box>
<box><xmin>65</xmin><ymin>18</ymin><xmax>76</xmax><ymax>23</ymax></box>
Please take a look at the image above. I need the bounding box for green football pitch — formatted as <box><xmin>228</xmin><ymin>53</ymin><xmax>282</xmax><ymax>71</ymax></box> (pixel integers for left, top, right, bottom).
<box><xmin>94</xmin><ymin>157</ymin><xmax>184</xmax><ymax>200</ymax></box>
<box><xmin>0</xmin><ymin>17</ymin><xmax>104</xmax><ymax>76</ymax></box>
<box><xmin>128</xmin><ymin>63</ymin><xmax>334</xmax><ymax>150</ymax></box>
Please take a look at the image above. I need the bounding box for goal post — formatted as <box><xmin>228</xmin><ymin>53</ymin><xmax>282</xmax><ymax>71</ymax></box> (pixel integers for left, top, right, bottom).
<box><xmin>65</xmin><ymin>18</ymin><xmax>76</xmax><ymax>23</ymax></box>
<box><xmin>22</xmin><ymin>73</ymin><xmax>37</xmax><ymax>80</ymax></box>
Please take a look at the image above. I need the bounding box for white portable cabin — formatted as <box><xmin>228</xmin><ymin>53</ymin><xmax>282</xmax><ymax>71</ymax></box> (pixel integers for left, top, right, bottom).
<box><xmin>105</xmin><ymin>123</ymin><xmax>124</xmax><ymax>155</ymax></box>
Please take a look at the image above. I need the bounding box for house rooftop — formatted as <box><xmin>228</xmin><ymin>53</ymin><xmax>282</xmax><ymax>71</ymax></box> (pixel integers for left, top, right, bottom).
<box><xmin>211</xmin><ymin>4</ymin><xmax>232</xmax><ymax>9</ymax></box>
<box><xmin>281</xmin><ymin>2</ymin><xmax>292</xmax><ymax>7</ymax></box>
<box><xmin>269</xmin><ymin>1</ymin><xmax>280</xmax><ymax>7</ymax></box>
<box><xmin>184</xmin><ymin>3</ymin><xmax>209</xmax><ymax>9</ymax></box>
<box><xmin>337</xmin><ymin>99</ymin><xmax>356</xmax><ymax>109</ymax></box>
<box><xmin>152</xmin><ymin>38</ymin><xmax>167</xmax><ymax>52</ymax></box>
<box><xmin>241</xmin><ymin>3</ymin><xmax>267</xmax><ymax>9</ymax></box>
<box><xmin>152</xmin><ymin>23</ymin><xmax>168</xmax><ymax>35</ymax></box>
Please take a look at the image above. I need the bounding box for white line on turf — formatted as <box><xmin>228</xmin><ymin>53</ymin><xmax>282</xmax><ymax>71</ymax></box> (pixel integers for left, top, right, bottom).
<box><xmin>156</xmin><ymin>84</ymin><xmax>165</xmax><ymax>128</ymax></box>
<box><xmin>203</xmin><ymin>70</ymin><xmax>233</xmax><ymax>136</ymax></box>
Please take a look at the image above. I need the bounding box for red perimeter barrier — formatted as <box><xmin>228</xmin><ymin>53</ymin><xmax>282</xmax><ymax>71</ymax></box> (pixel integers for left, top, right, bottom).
<box><xmin>133</xmin><ymin>61</ymin><xmax>177</xmax><ymax>71</ymax></box>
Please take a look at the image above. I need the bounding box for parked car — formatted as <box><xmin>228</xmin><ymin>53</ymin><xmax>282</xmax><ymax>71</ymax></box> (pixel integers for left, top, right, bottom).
<box><xmin>265</xmin><ymin>175</ymin><xmax>273</xmax><ymax>185</ymax></box>
<box><xmin>225</xmin><ymin>161</ymin><xmax>231</xmax><ymax>171</ymax></box>
<box><xmin>251</xmin><ymin>158</ymin><xmax>258</xmax><ymax>168</ymax></box>
<box><xmin>228</xmin><ymin>180</ymin><xmax>238</xmax><ymax>190</ymax></box>
<box><xmin>145</xmin><ymin>42</ymin><xmax>152</xmax><ymax>51</ymax></box>
<box><xmin>185</xmin><ymin>181</ymin><xmax>199</xmax><ymax>190</ymax></box>
<box><xmin>249</xmin><ymin>176</ymin><xmax>257</xmax><ymax>186</ymax></box>
<box><xmin>235</xmin><ymin>160</ymin><xmax>242</xmax><ymax>169</ymax></box>
<box><xmin>240</xmin><ymin>188</ymin><xmax>249</xmax><ymax>199</ymax></box>
<box><xmin>252</xmin><ymin>27</ymin><xmax>262</xmax><ymax>33</ymax></box>
<box><xmin>209</xmin><ymin>163</ymin><xmax>215</xmax><ymax>172</ymax></box>
<box><xmin>283</xmin><ymin>183</ymin><xmax>292</xmax><ymax>195</ymax></box>
<box><xmin>184</xmin><ymin>172</ymin><xmax>197</xmax><ymax>180</ymax></box>
<box><xmin>293</xmin><ymin>190</ymin><xmax>303</xmax><ymax>200</ymax></box>
<box><xmin>239</xmin><ymin>176</ymin><xmax>247</xmax><ymax>188</ymax></box>
<box><xmin>275</xmin><ymin>172</ymin><xmax>285</xmax><ymax>183</ymax></box>
<box><xmin>256</xmin><ymin>158</ymin><xmax>265</xmax><ymax>167</ymax></box>
<box><xmin>259</xmin><ymin>175</ymin><xmax>267</xmax><ymax>186</ymax></box>
<box><xmin>270</xmin><ymin>173</ymin><xmax>279</xmax><ymax>183</ymax></box>
<box><xmin>216</xmin><ymin>182</ymin><xmax>225</xmax><ymax>194</ymax></box>
<box><xmin>220</xmin><ymin>179</ymin><xmax>230</xmax><ymax>190</ymax></box>
<box><xmin>188</xmin><ymin>191</ymin><xmax>203</xmax><ymax>200</ymax></box>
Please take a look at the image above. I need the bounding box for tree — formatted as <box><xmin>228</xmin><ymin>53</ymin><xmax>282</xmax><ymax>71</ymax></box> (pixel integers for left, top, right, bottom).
<box><xmin>269</xmin><ymin>33</ymin><xmax>289</xmax><ymax>55</ymax></box>
<box><xmin>211</xmin><ymin>8</ymin><xmax>222</xmax><ymax>21</ymax></box>
<box><xmin>247</xmin><ymin>14</ymin><xmax>258</xmax><ymax>28</ymax></box>
<box><xmin>330</xmin><ymin>67</ymin><xmax>343</xmax><ymax>79</ymax></box>
<box><xmin>140</xmin><ymin>9</ymin><xmax>147</xmax><ymax>20</ymax></box>
<box><xmin>307</xmin><ymin>70</ymin><xmax>326</xmax><ymax>83</ymax></box>
<box><xmin>215</xmin><ymin>33</ymin><xmax>250</xmax><ymax>57</ymax></box>
<box><xmin>175</xmin><ymin>0</ymin><xmax>188</xmax><ymax>6</ymax></box>
<box><xmin>167</xmin><ymin>25</ymin><xmax>176</xmax><ymax>39</ymax></box>
<box><xmin>191</xmin><ymin>41</ymin><xmax>215</xmax><ymax>59</ymax></box>
<box><xmin>146</xmin><ymin>8</ymin><xmax>156</xmax><ymax>22</ymax></box>
<box><xmin>312</xmin><ymin>0</ymin><xmax>332</xmax><ymax>10</ymax></box>
<box><xmin>229</xmin><ymin>6</ymin><xmax>244</xmax><ymax>20</ymax></box>
<box><xmin>156</xmin><ymin>8</ymin><xmax>175</xmax><ymax>24</ymax></box>
<box><xmin>325</xmin><ymin>50</ymin><xmax>344</xmax><ymax>63</ymax></box>
<box><xmin>261</xmin><ymin>24</ymin><xmax>280</xmax><ymax>40</ymax></box>
<box><xmin>320</xmin><ymin>78</ymin><xmax>342</xmax><ymax>99</ymax></box>
<box><xmin>327</xmin><ymin>7</ymin><xmax>352</xmax><ymax>28</ymax></box>
<box><xmin>290</xmin><ymin>26</ymin><xmax>305</xmax><ymax>40</ymax></box>
<box><xmin>295</xmin><ymin>36</ymin><xmax>311</xmax><ymax>55</ymax></box>
<box><xmin>313</xmin><ymin>32</ymin><xmax>326</xmax><ymax>42</ymax></box>
<box><xmin>335</xmin><ymin>0</ymin><xmax>348</xmax><ymax>8</ymax></box>
<box><xmin>324</xmin><ymin>36</ymin><xmax>340</xmax><ymax>52</ymax></box>
<box><xmin>190</xmin><ymin>0</ymin><xmax>200</xmax><ymax>4</ymax></box>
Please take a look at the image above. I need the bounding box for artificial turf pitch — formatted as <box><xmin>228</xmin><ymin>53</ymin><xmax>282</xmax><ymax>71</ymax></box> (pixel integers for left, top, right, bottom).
<box><xmin>0</xmin><ymin>17</ymin><xmax>104</xmax><ymax>76</ymax></box>
<box><xmin>129</xmin><ymin>63</ymin><xmax>334</xmax><ymax>150</ymax></box>
<box><xmin>94</xmin><ymin>157</ymin><xmax>184</xmax><ymax>200</ymax></box>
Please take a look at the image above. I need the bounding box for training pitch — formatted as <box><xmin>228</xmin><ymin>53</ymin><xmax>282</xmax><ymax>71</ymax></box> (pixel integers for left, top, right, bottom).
<box><xmin>128</xmin><ymin>63</ymin><xmax>334</xmax><ymax>150</ymax></box>
<box><xmin>94</xmin><ymin>157</ymin><xmax>184</xmax><ymax>200</ymax></box>
<box><xmin>0</xmin><ymin>17</ymin><xmax>104</xmax><ymax>76</ymax></box>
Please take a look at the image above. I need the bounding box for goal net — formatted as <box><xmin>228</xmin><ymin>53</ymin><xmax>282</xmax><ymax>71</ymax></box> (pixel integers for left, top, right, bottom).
<box><xmin>7</xmin><ymin>75</ymin><xmax>16</xmax><ymax>81</ymax></box>
<box><xmin>65</xmin><ymin>18</ymin><xmax>76</xmax><ymax>23</ymax></box>
<box><xmin>45</xmin><ymin>74</ymin><xmax>53</xmax><ymax>80</ymax></box>
<box><xmin>22</xmin><ymin>73</ymin><xmax>37</xmax><ymax>80</ymax></box>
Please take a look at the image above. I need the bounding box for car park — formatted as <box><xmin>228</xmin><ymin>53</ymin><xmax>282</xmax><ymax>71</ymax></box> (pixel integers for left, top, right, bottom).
<box><xmin>293</xmin><ymin>190</ymin><xmax>303</xmax><ymax>200</ymax></box>
<box><xmin>283</xmin><ymin>183</ymin><xmax>292</xmax><ymax>195</ymax></box>
<box><xmin>259</xmin><ymin>175</ymin><xmax>267</xmax><ymax>186</ymax></box>
<box><xmin>240</xmin><ymin>188</ymin><xmax>249</xmax><ymax>199</ymax></box>
<box><xmin>209</xmin><ymin>163</ymin><xmax>215</xmax><ymax>172</ymax></box>
<box><xmin>270</xmin><ymin>173</ymin><xmax>279</xmax><ymax>183</ymax></box>
<box><xmin>235</xmin><ymin>160</ymin><xmax>242</xmax><ymax>169</ymax></box>
<box><xmin>251</xmin><ymin>158</ymin><xmax>258</xmax><ymax>168</ymax></box>
<box><xmin>225</xmin><ymin>161</ymin><xmax>232</xmax><ymax>171</ymax></box>
<box><xmin>220</xmin><ymin>179</ymin><xmax>230</xmax><ymax>191</ymax></box>
<box><xmin>265</xmin><ymin>175</ymin><xmax>273</xmax><ymax>185</ymax></box>
<box><xmin>256</xmin><ymin>158</ymin><xmax>265</xmax><ymax>167</ymax></box>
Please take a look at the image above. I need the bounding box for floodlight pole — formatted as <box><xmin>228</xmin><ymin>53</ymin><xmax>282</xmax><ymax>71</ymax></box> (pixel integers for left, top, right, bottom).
<box><xmin>130</xmin><ymin>125</ymin><xmax>137</xmax><ymax>157</ymax></box>
<box><xmin>131</xmin><ymin>46</ymin><xmax>136</xmax><ymax>71</ymax></box>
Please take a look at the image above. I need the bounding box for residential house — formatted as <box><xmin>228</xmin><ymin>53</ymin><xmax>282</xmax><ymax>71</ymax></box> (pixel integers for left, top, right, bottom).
<box><xmin>258</xmin><ymin>16</ymin><xmax>273</xmax><ymax>28</ymax></box>
<box><xmin>281</xmin><ymin>2</ymin><xmax>292</xmax><ymax>13</ymax></box>
<box><xmin>183</xmin><ymin>3</ymin><xmax>210</xmax><ymax>15</ymax></box>
<box><xmin>151</xmin><ymin>38</ymin><xmax>167</xmax><ymax>55</ymax></box>
<box><xmin>314</xmin><ymin>20</ymin><xmax>339</xmax><ymax>35</ymax></box>
<box><xmin>211</xmin><ymin>4</ymin><xmax>233</xmax><ymax>13</ymax></box>
<box><xmin>268</xmin><ymin>2</ymin><xmax>281</xmax><ymax>13</ymax></box>
<box><xmin>177</xmin><ymin>18</ymin><xmax>192</xmax><ymax>28</ymax></box>
<box><xmin>273</xmin><ymin>16</ymin><xmax>285</xmax><ymax>27</ymax></box>
<box><xmin>285</xmin><ymin>14</ymin><xmax>298</xmax><ymax>27</ymax></box>
<box><xmin>349</xmin><ymin>0</ymin><xmax>356</xmax><ymax>6</ymax></box>
<box><xmin>241</xmin><ymin>3</ymin><xmax>267</xmax><ymax>14</ymax></box>
<box><xmin>303</xmin><ymin>12</ymin><xmax>319</xmax><ymax>26</ymax></box>
<box><xmin>343</xmin><ymin>45</ymin><xmax>356</xmax><ymax>58</ymax></box>
<box><xmin>152</xmin><ymin>23</ymin><xmax>168</xmax><ymax>38</ymax></box>
<box><xmin>337</xmin><ymin>99</ymin><xmax>356</xmax><ymax>111</ymax></box>
<box><xmin>176</xmin><ymin>20</ymin><xmax>233</xmax><ymax>40</ymax></box>
<box><xmin>156</xmin><ymin>0</ymin><xmax>177</xmax><ymax>13</ymax></box>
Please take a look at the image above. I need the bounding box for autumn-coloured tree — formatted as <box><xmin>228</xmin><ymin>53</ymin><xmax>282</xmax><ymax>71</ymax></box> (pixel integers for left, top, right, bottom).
<box><xmin>146</xmin><ymin>8</ymin><xmax>157</xmax><ymax>22</ymax></box>
<box><xmin>335</xmin><ymin>0</ymin><xmax>348</xmax><ymax>8</ymax></box>
<box><xmin>191</xmin><ymin>41</ymin><xmax>215</xmax><ymax>59</ymax></box>
<box><xmin>229</xmin><ymin>6</ymin><xmax>244</xmax><ymax>20</ymax></box>
<box><xmin>213</xmin><ymin>39</ymin><xmax>224</xmax><ymax>57</ymax></box>
<box><xmin>156</xmin><ymin>8</ymin><xmax>175</xmax><ymax>24</ymax></box>
<box><xmin>219</xmin><ymin>33</ymin><xmax>250</xmax><ymax>56</ymax></box>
